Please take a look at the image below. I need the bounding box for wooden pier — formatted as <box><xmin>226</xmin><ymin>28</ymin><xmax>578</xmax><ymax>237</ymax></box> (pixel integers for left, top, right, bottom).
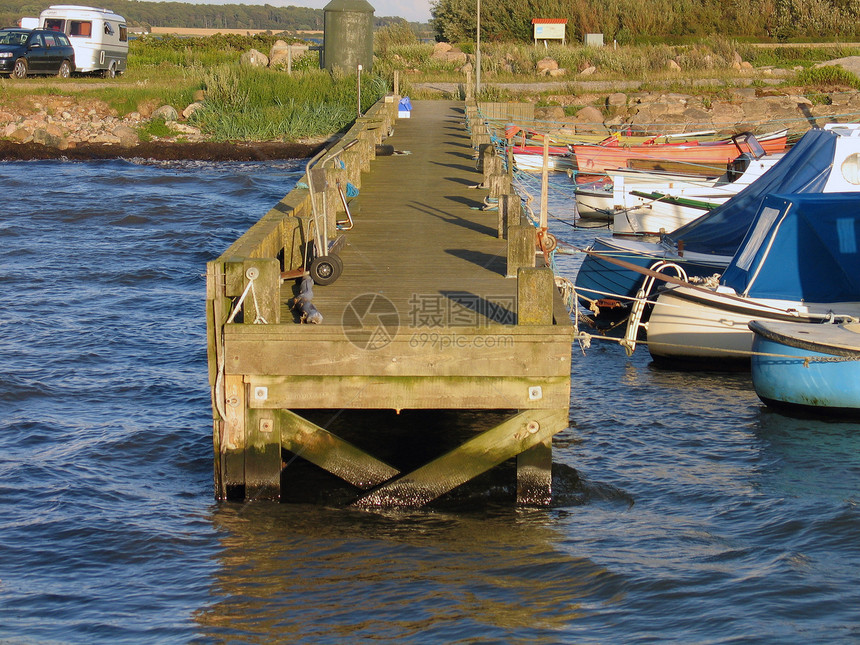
<box><xmin>206</xmin><ymin>98</ymin><xmax>573</xmax><ymax>507</ymax></box>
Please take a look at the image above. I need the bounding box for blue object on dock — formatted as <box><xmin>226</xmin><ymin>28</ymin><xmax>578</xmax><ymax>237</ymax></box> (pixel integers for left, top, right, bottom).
<box><xmin>398</xmin><ymin>97</ymin><xmax>412</xmax><ymax>111</ymax></box>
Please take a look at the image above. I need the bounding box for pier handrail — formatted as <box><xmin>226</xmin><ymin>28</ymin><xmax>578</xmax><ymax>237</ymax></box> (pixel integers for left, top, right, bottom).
<box><xmin>206</xmin><ymin>96</ymin><xmax>398</xmax><ymax>386</ymax></box>
<box><xmin>216</xmin><ymin>98</ymin><xmax>396</xmax><ymax>266</ymax></box>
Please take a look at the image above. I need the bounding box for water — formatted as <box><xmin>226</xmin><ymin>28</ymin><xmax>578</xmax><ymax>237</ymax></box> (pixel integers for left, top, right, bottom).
<box><xmin>1</xmin><ymin>160</ymin><xmax>858</xmax><ymax>643</ymax></box>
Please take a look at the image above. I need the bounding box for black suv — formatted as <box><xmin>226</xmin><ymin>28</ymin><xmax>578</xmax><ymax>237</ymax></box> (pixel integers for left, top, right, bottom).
<box><xmin>0</xmin><ymin>28</ymin><xmax>75</xmax><ymax>78</ymax></box>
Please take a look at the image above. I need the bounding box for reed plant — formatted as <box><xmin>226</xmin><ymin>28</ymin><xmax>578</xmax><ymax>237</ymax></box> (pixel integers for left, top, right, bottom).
<box><xmin>190</xmin><ymin>66</ymin><xmax>389</xmax><ymax>140</ymax></box>
<box><xmin>128</xmin><ymin>33</ymin><xmax>290</xmax><ymax>69</ymax></box>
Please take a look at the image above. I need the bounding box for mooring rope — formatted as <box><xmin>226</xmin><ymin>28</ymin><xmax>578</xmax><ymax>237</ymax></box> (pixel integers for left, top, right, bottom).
<box><xmin>226</xmin><ymin>274</ymin><xmax>269</xmax><ymax>325</ymax></box>
<box><xmin>573</xmin><ymin>329</ymin><xmax>860</xmax><ymax>365</ymax></box>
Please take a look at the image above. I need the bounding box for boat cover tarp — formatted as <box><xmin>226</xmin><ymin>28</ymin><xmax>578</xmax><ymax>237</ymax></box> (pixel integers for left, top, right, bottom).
<box><xmin>722</xmin><ymin>192</ymin><xmax>860</xmax><ymax>302</ymax></box>
<box><xmin>666</xmin><ymin>128</ymin><xmax>837</xmax><ymax>257</ymax></box>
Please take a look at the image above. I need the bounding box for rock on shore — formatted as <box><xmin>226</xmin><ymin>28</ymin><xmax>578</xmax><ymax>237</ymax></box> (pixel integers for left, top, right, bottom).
<box><xmin>0</xmin><ymin>93</ymin><xmax>327</xmax><ymax>160</ymax></box>
<box><xmin>532</xmin><ymin>87</ymin><xmax>860</xmax><ymax>139</ymax></box>
<box><xmin>0</xmin><ymin>95</ymin><xmax>206</xmax><ymax>151</ymax></box>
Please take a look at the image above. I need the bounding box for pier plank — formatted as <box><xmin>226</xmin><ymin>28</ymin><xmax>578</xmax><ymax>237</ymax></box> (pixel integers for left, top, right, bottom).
<box><xmin>245</xmin><ymin>375</ymin><xmax>571</xmax><ymax>409</ymax></box>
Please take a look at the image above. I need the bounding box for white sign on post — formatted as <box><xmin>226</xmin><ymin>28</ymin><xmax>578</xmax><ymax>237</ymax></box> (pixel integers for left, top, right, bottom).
<box><xmin>532</xmin><ymin>19</ymin><xmax>567</xmax><ymax>46</ymax></box>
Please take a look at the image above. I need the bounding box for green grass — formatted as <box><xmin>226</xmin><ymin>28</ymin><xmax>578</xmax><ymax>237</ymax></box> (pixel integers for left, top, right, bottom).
<box><xmin>794</xmin><ymin>64</ymin><xmax>860</xmax><ymax>89</ymax></box>
<box><xmin>190</xmin><ymin>66</ymin><xmax>389</xmax><ymax>140</ymax></box>
<box><xmin>137</xmin><ymin>118</ymin><xmax>179</xmax><ymax>141</ymax></box>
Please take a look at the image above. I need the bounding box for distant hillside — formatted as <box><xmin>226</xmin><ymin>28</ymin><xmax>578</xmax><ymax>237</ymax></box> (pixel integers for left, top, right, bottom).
<box><xmin>0</xmin><ymin>1</ymin><xmax>418</xmax><ymax>31</ymax></box>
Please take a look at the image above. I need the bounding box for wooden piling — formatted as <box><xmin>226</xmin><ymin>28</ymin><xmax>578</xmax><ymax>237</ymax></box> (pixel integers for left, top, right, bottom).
<box><xmin>515</xmin><ymin>266</ymin><xmax>557</xmax><ymax>504</ymax></box>
<box><xmin>507</xmin><ymin>224</ymin><xmax>536</xmax><ymax>278</ymax></box>
<box><xmin>498</xmin><ymin>193</ymin><xmax>523</xmax><ymax>239</ymax></box>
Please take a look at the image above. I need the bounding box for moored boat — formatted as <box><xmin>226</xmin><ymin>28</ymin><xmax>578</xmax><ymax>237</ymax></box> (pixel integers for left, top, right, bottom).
<box><xmin>504</xmin><ymin>125</ymin><xmax>719</xmax><ymax>147</ymax></box>
<box><xmin>643</xmin><ymin>192</ymin><xmax>860</xmax><ymax>368</ymax></box>
<box><xmin>749</xmin><ymin>319</ymin><xmax>860</xmax><ymax>417</ymax></box>
<box><xmin>575</xmin><ymin>146</ymin><xmax>780</xmax><ymax>225</ymax></box>
<box><xmin>511</xmin><ymin>144</ymin><xmax>574</xmax><ymax>172</ymax></box>
<box><xmin>611</xmin><ymin>152</ymin><xmax>782</xmax><ymax>235</ymax></box>
<box><xmin>573</xmin><ymin>124</ymin><xmax>860</xmax><ymax>316</ymax></box>
<box><xmin>570</xmin><ymin>130</ymin><xmax>788</xmax><ymax>174</ymax></box>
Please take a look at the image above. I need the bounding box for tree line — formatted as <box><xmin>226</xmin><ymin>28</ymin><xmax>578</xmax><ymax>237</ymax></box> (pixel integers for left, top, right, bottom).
<box><xmin>430</xmin><ymin>0</ymin><xmax>860</xmax><ymax>43</ymax></box>
<box><xmin>0</xmin><ymin>1</ymin><xmax>418</xmax><ymax>32</ymax></box>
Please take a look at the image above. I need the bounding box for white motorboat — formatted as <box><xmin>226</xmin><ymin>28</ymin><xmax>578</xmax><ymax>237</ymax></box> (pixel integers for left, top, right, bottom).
<box><xmin>639</xmin><ymin>192</ymin><xmax>860</xmax><ymax>367</ymax></box>
<box><xmin>611</xmin><ymin>152</ymin><xmax>782</xmax><ymax>235</ymax></box>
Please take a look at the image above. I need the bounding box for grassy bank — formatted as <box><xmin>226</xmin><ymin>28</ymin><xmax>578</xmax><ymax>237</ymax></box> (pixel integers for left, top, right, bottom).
<box><xmin>0</xmin><ymin>34</ymin><xmax>390</xmax><ymax>142</ymax></box>
<box><xmin>0</xmin><ymin>33</ymin><xmax>857</xmax><ymax>143</ymax></box>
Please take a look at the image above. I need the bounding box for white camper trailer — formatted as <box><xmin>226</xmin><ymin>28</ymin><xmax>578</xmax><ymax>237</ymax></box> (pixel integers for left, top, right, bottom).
<box><xmin>39</xmin><ymin>5</ymin><xmax>127</xmax><ymax>76</ymax></box>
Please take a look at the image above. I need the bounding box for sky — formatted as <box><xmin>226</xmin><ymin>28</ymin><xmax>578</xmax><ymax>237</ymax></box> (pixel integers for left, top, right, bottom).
<box><xmin>197</xmin><ymin>0</ymin><xmax>433</xmax><ymax>23</ymax></box>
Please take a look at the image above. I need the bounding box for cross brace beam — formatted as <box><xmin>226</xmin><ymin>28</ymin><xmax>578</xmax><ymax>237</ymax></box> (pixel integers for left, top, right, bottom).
<box><xmin>351</xmin><ymin>408</ymin><xmax>567</xmax><ymax>508</ymax></box>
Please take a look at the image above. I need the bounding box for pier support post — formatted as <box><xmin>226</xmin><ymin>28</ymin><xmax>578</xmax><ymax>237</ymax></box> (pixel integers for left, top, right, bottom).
<box><xmin>246</xmin><ymin>408</ymin><xmax>282</xmax><ymax>501</ymax></box>
<box><xmin>343</xmin><ymin>146</ymin><xmax>362</xmax><ymax>189</ymax></box>
<box><xmin>220</xmin><ymin>374</ymin><xmax>246</xmax><ymax>500</ymax></box>
<box><xmin>517</xmin><ymin>266</ymin><xmax>554</xmax><ymax>325</ymax></box>
<box><xmin>482</xmin><ymin>150</ymin><xmax>503</xmax><ymax>183</ymax></box>
<box><xmin>359</xmin><ymin>130</ymin><xmax>374</xmax><ymax>173</ymax></box>
<box><xmin>506</xmin><ymin>224</ymin><xmax>535</xmax><ymax>277</ymax></box>
<box><xmin>515</xmin><ymin>266</ymin><xmax>556</xmax><ymax>504</ymax></box>
<box><xmin>487</xmin><ymin>174</ymin><xmax>512</xmax><ymax>200</ymax></box>
<box><xmin>476</xmin><ymin>139</ymin><xmax>493</xmax><ymax>172</ymax></box>
<box><xmin>498</xmin><ymin>193</ymin><xmax>522</xmax><ymax>239</ymax></box>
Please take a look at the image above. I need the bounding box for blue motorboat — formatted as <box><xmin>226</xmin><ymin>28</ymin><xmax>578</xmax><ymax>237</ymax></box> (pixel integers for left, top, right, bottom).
<box><xmin>749</xmin><ymin>319</ymin><xmax>860</xmax><ymax>417</ymax></box>
<box><xmin>574</xmin><ymin>124</ymin><xmax>860</xmax><ymax>316</ymax></box>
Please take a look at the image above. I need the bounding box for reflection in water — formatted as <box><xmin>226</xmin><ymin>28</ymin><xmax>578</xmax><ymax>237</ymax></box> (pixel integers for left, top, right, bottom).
<box><xmin>754</xmin><ymin>409</ymin><xmax>860</xmax><ymax>502</ymax></box>
<box><xmin>195</xmin><ymin>504</ymin><xmax>624</xmax><ymax>642</ymax></box>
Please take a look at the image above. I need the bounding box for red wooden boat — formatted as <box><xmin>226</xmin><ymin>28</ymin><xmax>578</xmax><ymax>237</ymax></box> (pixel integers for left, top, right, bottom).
<box><xmin>571</xmin><ymin>130</ymin><xmax>788</xmax><ymax>174</ymax></box>
<box><xmin>510</xmin><ymin>145</ymin><xmax>570</xmax><ymax>156</ymax></box>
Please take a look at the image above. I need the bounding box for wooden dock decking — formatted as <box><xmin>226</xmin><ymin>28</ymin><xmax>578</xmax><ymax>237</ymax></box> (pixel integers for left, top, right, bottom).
<box><xmin>293</xmin><ymin>101</ymin><xmax>513</xmax><ymax>326</ymax></box>
<box><xmin>207</xmin><ymin>99</ymin><xmax>574</xmax><ymax>507</ymax></box>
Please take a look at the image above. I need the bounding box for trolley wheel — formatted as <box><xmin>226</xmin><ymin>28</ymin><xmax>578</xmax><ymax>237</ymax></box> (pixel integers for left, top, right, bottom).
<box><xmin>309</xmin><ymin>254</ymin><xmax>343</xmax><ymax>286</ymax></box>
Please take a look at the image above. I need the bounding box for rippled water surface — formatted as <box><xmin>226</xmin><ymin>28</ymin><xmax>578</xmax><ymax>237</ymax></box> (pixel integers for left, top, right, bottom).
<box><xmin>1</xmin><ymin>160</ymin><xmax>858</xmax><ymax>643</ymax></box>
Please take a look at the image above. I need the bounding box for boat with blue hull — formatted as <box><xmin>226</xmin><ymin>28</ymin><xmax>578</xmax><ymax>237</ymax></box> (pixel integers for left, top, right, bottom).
<box><xmin>749</xmin><ymin>319</ymin><xmax>860</xmax><ymax>417</ymax></box>
<box><xmin>574</xmin><ymin>124</ymin><xmax>860</xmax><ymax>315</ymax></box>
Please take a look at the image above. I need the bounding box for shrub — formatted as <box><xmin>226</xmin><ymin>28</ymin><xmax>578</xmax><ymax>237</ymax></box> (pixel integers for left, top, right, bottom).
<box><xmin>375</xmin><ymin>21</ymin><xmax>419</xmax><ymax>55</ymax></box>
<box><xmin>795</xmin><ymin>65</ymin><xmax>860</xmax><ymax>89</ymax></box>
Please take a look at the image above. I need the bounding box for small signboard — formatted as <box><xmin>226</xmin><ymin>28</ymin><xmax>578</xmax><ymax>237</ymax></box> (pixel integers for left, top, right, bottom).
<box><xmin>532</xmin><ymin>19</ymin><xmax>567</xmax><ymax>45</ymax></box>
